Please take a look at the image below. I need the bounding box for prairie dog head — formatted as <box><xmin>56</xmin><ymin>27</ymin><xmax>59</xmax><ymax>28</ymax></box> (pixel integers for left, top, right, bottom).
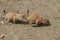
<box><xmin>17</xmin><ymin>14</ymin><xmax>26</xmax><ymax>20</ymax></box>
<box><xmin>42</xmin><ymin>18</ymin><xmax>50</xmax><ymax>25</ymax></box>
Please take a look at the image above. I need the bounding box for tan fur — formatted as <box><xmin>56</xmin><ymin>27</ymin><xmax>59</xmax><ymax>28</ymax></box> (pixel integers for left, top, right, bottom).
<box><xmin>27</xmin><ymin>14</ymin><xmax>50</xmax><ymax>26</ymax></box>
<box><xmin>5</xmin><ymin>12</ymin><xmax>25</xmax><ymax>23</ymax></box>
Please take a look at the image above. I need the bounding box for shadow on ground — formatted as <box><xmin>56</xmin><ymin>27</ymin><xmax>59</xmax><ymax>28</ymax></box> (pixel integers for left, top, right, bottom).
<box><xmin>31</xmin><ymin>23</ymin><xmax>51</xmax><ymax>27</ymax></box>
<box><xmin>10</xmin><ymin>20</ymin><xmax>28</xmax><ymax>24</ymax></box>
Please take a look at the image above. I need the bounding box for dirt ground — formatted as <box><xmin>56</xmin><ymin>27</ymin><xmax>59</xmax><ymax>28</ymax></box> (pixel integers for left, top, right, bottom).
<box><xmin>0</xmin><ymin>0</ymin><xmax>60</xmax><ymax>40</ymax></box>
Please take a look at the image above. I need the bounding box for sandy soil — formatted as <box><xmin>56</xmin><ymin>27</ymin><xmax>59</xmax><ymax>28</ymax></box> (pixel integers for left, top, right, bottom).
<box><xmin>0</xmin><ymin>0</ymin><xmax>60</xmax><ymax>40</ymax></box>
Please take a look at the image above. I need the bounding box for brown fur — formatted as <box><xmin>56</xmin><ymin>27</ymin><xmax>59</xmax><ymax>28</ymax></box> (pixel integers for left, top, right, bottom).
<box><xmin>27</xmin><ymin>14</ymin><xmax>50</xmax><ymax>26</ymax></box>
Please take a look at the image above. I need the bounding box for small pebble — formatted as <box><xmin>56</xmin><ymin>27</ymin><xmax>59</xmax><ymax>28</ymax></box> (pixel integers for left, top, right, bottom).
<box><xmin>9</xmin><ymin>22</ymin><xmax>13</xmax><ymax>25</ymax></box>
<box><xmin>25</xmin><ymin>27</ymin><xmax>28</xmax><ymax>30</ymax></box>
<box><xmin>48</xmin><ymin>14</ymin><xmax>51</xmax><ymax>17</ymax></box>
<box><xmin>1</xmin><ymin>34</ymin><xmax>5</xmax><ymax>39</ymax></box>
<box><xmin>10</xmin><ymin>31</ymin><xmax>14</xmax><ymax>34</ymax></box>
<box><xmin>1</xmin><ymin>21</ymin><xmax>4</xmax><ymax>24</ymax></box>
<box><xmin>32</xmin><ymin>24</ymin><xmax>36</xmax><ymax>27</ymax></box>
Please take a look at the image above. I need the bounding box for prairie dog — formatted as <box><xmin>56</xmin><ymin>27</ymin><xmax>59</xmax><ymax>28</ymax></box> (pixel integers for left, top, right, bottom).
<box><xmin>4</xmin><ymin>12</ymin><xmax>25</xmax><ymax>23</ymax></box>
<box><xmin>27</xmin><ymin>14</ymin><xmax>50</xmax><ymax>26</ymax></box>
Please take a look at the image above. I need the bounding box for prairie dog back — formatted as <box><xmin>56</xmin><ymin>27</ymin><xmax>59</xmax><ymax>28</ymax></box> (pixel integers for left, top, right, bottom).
<box><xmin>27</xmin><ymin>14</ymin><xmax>42</xmax><ymax>22</ymax></box>
<box><xmin>5</xmin><ymin>12</ymin><xmax>17</xmax><ymax>19</ymax></box>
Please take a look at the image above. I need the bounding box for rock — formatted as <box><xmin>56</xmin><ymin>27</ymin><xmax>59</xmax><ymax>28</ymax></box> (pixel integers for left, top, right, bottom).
<box><xmin>32</xmin><ymin>24</ymin><xmax>37</xmax><ymax>27</ymax></box>
<box><xmin>10</xmin><ymin>31</ymin><xmax>14</xmax><ymax>34</ymax></box>
<box><xmin>0</xmin><ymin>21</ymin><xmax>5</xmax><ymax>25</ymax></box>
<box><xmin>0</xmin><ymin>34</ymin><xmax>5</xmax><ymax>39</ymax></box>
<box><xmin>25</xmin><ymin>27</ymin><xmax>28</xmax><ymax>30</ymax></box>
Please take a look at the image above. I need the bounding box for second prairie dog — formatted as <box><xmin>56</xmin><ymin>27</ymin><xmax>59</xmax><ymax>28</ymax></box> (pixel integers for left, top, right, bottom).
<box><xmin>27</xmin><ymin>14</ymin><xmax>50</xmax><ymax>26</ymax></box>
<box><xmin>5</xmin><ymin>12</ymin><xmax>25</xmax><ymax>23</ymax></box>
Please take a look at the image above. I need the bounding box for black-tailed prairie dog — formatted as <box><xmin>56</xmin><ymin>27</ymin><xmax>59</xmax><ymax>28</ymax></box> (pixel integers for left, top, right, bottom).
<box><xmin>3</xmin><ymin>9</ymin><xmax>29</xmax><ymax>24</ymax></box>
<box><xmin>27</xmin><ymin>14</ymin><xmax>50</xmax><ymax>27</ymax></box>
<box><xmin>4</xmin><ymin>12</ymin><xmax>26</xmax><ymax>23</ymax></box>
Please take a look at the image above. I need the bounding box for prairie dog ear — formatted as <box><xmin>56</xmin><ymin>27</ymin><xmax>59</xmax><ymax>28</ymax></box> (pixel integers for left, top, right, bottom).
<box><xmin>27</xmin><ymin>9</ymin><xmax>29</xmax><ymax>14</ymax></box>
<box><xmin>3</xmin><ymin>9</ymin><xmax>6</xmax><ymax>14</ymax></box>
<box><xmin>3</xmin><ymin>9</ymin><xmax>7</xmax><ymax>15</ymax></box>
<box><xmin>27</xmin><ymin>9</ymin><xmax>29</xmax><ymax>16</ymax></box>
<box><xmin>17</xmin><ymin>10</ymin><xmax>19</xmax><ymax>13</ymax></box>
